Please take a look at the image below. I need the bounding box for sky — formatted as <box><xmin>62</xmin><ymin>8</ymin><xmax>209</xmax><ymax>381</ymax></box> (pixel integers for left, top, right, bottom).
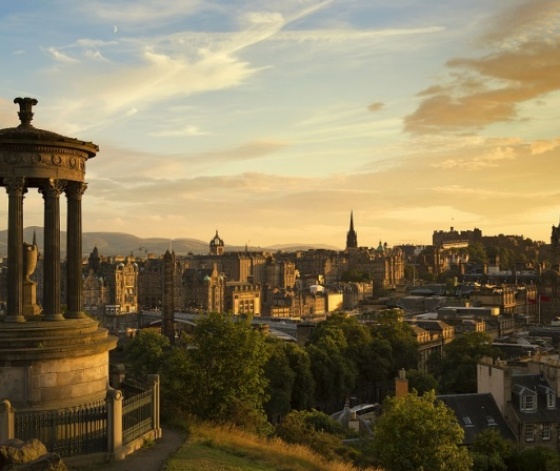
<box><xmin>0</xmin><ymin>0</ymin><xmax>559</xmax><ymax>250</ymax></box>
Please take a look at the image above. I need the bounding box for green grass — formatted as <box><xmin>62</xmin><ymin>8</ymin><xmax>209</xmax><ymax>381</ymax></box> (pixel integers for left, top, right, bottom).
<box><xmin>163</xmin><ymin>421</ymin><xmax>379</xmax><ymax>471</ymax></box>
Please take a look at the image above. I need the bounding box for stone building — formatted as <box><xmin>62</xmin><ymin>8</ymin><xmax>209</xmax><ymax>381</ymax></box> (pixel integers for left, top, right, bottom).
<box><xmin>537</xmin><ymin>222</ymin><xmax>560</xmax><ymax>325</ymax></box>
<box><xmin>82</xmin><ymin>247</ymin><xmax>139</xmax><ymax>328</ymax></box>
<box><xmin>182</xmin><ymin>263</ymin><xmax>225</xmax><ymax>312</ymax></box>
<box><xmin>137</xmin><ymin>255</ymin><xmax>182</xmax><ymax>310</ymax></box>
<box><xmin>225</xmin><ymin>281</ymin><xmax>261</xmax><ymax>315</ymax></box>
<box><xmin>478</xmin><ymin>356</ymin><xmax>560</xmax><ymax>451</ymax></box>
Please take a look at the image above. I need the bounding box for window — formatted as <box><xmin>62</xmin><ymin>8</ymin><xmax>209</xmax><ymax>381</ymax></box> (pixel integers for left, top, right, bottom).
<box><xmin>522</xmin><ymin>394</ymin><xmax>536</xmax><ymax>411</ymax></box>
<box><xmin>547</xmin><ymin>392</ymin><xmax>556</xmax><ymax>409</ymax></box>
<box><xmin>486</xmin><ymin>416</ymin><xmax>497</xmax><ymax>426</ymax></box>
<box><xmin>526</xmin><ymin>424</ymin><xmax>535</xmax><ymax>442</ymax></box>
<box><xmin>462</xmin><ymin>417</ymin><xmax>473</xmax><ymax>427</ymax></box>
<box><xmin>542</xmin><ymin>424</ymin><xmax>551</xmax><ymax>441</ymax></box>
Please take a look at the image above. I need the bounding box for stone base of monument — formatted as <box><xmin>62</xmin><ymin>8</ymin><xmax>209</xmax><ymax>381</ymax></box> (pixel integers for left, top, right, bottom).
<box><xmin>0</xmin><ymin>317</ymin><xmax>117</xmax><ymax>411</ymax></box>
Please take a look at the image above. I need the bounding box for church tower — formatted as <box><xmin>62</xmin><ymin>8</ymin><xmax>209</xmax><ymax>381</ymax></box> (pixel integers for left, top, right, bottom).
<box><xmin>210</xmin><ymin>230</ymin><xmax>224</xmax><ymax>255</ymax></box>
<box><xmin>346</xmin><ymin>211</ymin><xmax>358</xmax><ymax>250</ymax></box>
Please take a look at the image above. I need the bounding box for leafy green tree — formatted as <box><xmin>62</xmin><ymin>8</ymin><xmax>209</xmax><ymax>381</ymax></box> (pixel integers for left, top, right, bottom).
<box><xmin>263</xmin><ymin>339</ymin><xmax>296</xmax><ymax>423</ymax></box>
<box><xmin>283</xmin><ymin>341</ymin><xmax>315</xmax><ymax>410</ymax></box>
<box><xmin>370</xmin><ymin>309</ymin><xmax>419</xmax><ymax>373</ymax></box>
<box><xmin>123</xmin><ymin>328</ymin><xmax>170</xmax><ymax>378</ymax></box>
<box><xmin>471</xmin><ymin>428</ymin><xmax>515</xmax><ymax>471</ymax></box>
<box><xmin>405</xmin><ymin>369</ymin><xmax>438</xmax><ymax>395</ymax></box>
<box><xmin>276</xmin><ymin>410</ymin><xmax>349</xmax><ymax>461</ymax></box>
<box><xmin>508</xmin><ymin>446</ymin><xmax>560</xmax><ymax>471</ymax></box>
<box><xmin>372</xmin><ymin>390</ymin><xmax>472</xmax><ymax>471</ymax></box>
<box><xmin>183</xmin><ymin>313</ymin><xmax>270</xmax><ymax>429</ymax></box>
<box><xmin>434</xmin><ymin>331</ymin><xmax>498</xmax><ymax>393</ymax></box>
<box><xmin>468</xmin><ymin>243</ymin><xmax>488</xmax><ymax>265</ymax></box>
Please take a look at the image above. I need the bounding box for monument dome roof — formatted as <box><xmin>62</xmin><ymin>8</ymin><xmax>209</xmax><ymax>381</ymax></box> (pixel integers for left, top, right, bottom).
<box><xmin>0</xmin><ymin>97</ymin><xmax>98</xmax><ymax>157</ymax></box>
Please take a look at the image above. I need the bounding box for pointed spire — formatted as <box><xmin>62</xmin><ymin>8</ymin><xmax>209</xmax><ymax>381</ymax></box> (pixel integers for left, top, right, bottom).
<box><xmin>346</xmin><ymin>210</ymin><xmax>358</xmax><ymax>250</ymax></box>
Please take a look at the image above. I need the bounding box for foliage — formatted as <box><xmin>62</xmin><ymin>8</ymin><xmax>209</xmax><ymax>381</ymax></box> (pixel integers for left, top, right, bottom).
<box><xmin>275</xmin><ymin>410</ymin><xmax>350</xmax><ymax>461</ymax></box>
<box><xmin>371</xmin><ymin>390</ymin><xmax>472</xmax><ymax>471</ymax></box>
<box><xmin>263</xmin><ymin>339</ymin><xmax>314</xmax><ymax>422</ymax></box>
<box><xmin>405</xmin><ymin>369</ymin><xmax>438</xmax><ymax>395</ymax></box>
<box><xmin>369</xmin><ymin>309</ymin><xmax>419</xmax><ymax>373</ymax></box>
<box><xmin>305</xmin><ymin>312</ymin><xmax>419</xmax><ymax>411</ymax></box>
<box><xmin>263</xmin><ymin>339</ymin><xmax>296</xmax><ymax>422</ymax></box>
<box><xmin>470</xmin><ymin>428</ymin><xmax>515</xmax><ymax>471</ymax></box>
<box><xmin>183</xmin><ymin>313</ymin><xmax>271</xmax><ymax>431</ymax></box>
<box><xmin>507</xmin><ymin>446</ymin><xmax>560</xmax><ymax>471</ymax></box>
<box><xmin>433</xmin><ymin>331</ymin><xmax>498</xmax><ymax>394</ymax></box>
<box><xmin>123</xmin><ymin>328</ymin><xmax>170</xmax><ymax>379</ymax></box>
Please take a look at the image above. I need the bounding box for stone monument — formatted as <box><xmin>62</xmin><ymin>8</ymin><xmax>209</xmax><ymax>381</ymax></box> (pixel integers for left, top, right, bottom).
<box><xmin>0</xmin><ymin>97</ymin><xmax>117</xmax><ymax>411</ymax></box>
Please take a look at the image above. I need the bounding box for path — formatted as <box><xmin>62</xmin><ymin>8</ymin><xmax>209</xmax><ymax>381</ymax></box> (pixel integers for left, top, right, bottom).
<box><xmin>69</xmin><ymin>426</ymin><xmax>186</xmax><ymax>471</ymax></box>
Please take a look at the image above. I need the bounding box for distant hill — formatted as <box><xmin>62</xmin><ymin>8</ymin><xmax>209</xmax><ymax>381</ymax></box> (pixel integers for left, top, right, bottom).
<box><xmin>0</xmin><ymin>227</ymin><xmax>340</xmax><ymax>258</ymax></box>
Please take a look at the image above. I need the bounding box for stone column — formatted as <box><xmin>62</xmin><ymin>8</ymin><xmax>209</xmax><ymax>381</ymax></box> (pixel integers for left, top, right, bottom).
<box><xmin>39</xmin><ymin>178</ymin><xmax>65</xmax><ymax>321</ymax></box>
<box><xmin>106</xmin><ymin>388</ymin><xmax>123</xmax><ymax>457</ymax></box>
<box><xmin>4</xmin><ymin>177</ymin><xmax>26</xmax><ymax>323</ymax></box>
<box><xmin>0</xmin><ymin>399</ymin><xmax>15</xmax><ymax>442</ymax></box>
<box><xmin>65</xmin><ymin>182</ymin><xmax>87</xmax><ymax>319</ymax></box>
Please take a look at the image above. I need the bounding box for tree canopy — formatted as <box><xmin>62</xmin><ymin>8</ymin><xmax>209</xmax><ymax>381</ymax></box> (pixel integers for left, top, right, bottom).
<box><xmin>372</xmin><ymin>390</ymin><xmax>472</xmax><ymax>471</ymax></box>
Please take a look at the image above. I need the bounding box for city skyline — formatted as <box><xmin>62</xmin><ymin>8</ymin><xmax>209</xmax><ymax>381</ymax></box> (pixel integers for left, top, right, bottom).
<box><xmin>0</xmin><ymin>1</ymin><xmax>559</xmax><ymax>248</ymax></box>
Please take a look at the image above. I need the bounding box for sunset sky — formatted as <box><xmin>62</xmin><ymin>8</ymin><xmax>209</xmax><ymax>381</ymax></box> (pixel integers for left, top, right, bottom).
<box><xmin>0</xmin><ymin>0</ymin><xmax>559</xmax><ymax>249</ymax></box>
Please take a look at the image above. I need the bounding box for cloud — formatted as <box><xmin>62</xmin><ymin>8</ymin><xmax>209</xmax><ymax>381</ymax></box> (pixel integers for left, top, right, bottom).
<box><xmin>368</xmin><ymin>102</ymin><xmax>384</xmax><ymax>112</ymax></box>
<box><xmin>43</xmin><ymin>46</ymin><xmax>79</xmax><ymax>63</ymax></box>
<box><xmin>80</xmin><ymin>0</ymin><xmax>202</xmax><ymax>25</ymax></box>
<box><xmin>151</xmin><ymin>125</ymin><xmax>209</xmax><ymax>137</ymax></box>
<box><xmin>404</xmin><ymin>0</ymin><xmax>560</xmax><ymax>134</ymax></box>
<box><xmin>479</xmin><ymin>0</ymin><xmax>560</xmax><ymax>46</ymax></box>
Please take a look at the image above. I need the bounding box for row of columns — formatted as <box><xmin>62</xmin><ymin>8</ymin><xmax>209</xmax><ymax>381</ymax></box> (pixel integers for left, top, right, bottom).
<box><xmin>4</xmin><ymin>177</ymin><xmax>87</xmax><ymax>323</ymax></box>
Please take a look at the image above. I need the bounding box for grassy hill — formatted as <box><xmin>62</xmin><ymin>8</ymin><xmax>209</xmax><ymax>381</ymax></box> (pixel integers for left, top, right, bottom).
<box><xmin>164</xmin><ymin>421</ymin><xmax>379</xmax><ymax>471</ymax></box>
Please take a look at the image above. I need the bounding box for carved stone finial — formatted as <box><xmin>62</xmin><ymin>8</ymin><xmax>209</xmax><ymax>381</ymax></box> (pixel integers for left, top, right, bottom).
<box><xmin>13</xmin><ymin>97</ymin><xmax>38</xmax><ymax>126</ymax></box>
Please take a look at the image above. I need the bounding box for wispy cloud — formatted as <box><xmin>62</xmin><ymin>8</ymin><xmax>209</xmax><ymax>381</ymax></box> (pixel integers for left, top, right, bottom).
<box><xmin>42</xmin><ymin>46</ymin><xmax>79</xmax><ymax>63</ymax></box>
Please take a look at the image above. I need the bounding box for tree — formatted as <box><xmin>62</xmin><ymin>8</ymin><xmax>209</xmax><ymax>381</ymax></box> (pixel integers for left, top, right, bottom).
<box><xmin>183</xmin><ymin>313</ymin><xmax>270</xmax><ymax>430</ymax></box>
<box><xmin>405</xmin><ymin>369</ymin><xmax>438</xmax><ymax>395</ymax></box>
<box><xmin>434</xmin><ymin>331</ymin><xmax>498</xmax><ymax>393</ymax></box>
<box><xmin>508</xmin><ymin>446</ymin><xmax>560</xmax><ymax>471</ymax></box>
<box><xmin>283</xmin><ymin>341</ymin><xmax>315</xmax><ymax>410</ymax></box>
<box><xmin>123</xmin><ymin>328</ymin><xmax>170</xmax><ymax>379</ymax></box>
<box><xmin>263</xmin><ymin>339</ymin><xmax>296</xmax><ymax>422</ymax></box>
<box><xmin>276</xmin><ymin>410</ymin><xmax>349</xmax><ymax>461</ymax></box>
<box><xmin>471</xmin><ymin>428</ymin><xmax>515</xmax><ymax>471</ymax></box>
<box><xmin>372</xmin><ymin>390</ymin><xmax>472</xmax><ymax>471</ymax></box>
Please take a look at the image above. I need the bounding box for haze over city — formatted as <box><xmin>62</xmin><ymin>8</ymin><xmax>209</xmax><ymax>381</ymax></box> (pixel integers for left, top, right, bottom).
<box><xmin>0</xmin><ymin>0</ymin><xmax>559</xmax><ymax>249</ymax></box>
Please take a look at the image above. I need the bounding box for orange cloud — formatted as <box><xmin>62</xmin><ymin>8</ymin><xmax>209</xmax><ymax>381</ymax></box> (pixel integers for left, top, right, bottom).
<box><xmin>368</xmin><ymin>102</ymin><xmax>384</xmax><ymax>112</ymax></box>
<box><xmin>404</xmin><ymin>39</ymin><xmax>560</xmax><ymax>134</ymax></box>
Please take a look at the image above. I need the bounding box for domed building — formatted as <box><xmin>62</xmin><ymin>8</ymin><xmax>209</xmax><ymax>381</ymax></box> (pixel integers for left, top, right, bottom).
<box><xmin>210</xmin><ymin>230</ymin><xmax>224</xmax><ymax>255</ymax></box>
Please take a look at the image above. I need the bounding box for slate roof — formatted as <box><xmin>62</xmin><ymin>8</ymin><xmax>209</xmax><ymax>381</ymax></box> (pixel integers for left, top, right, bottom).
<box><xmin>509</xmin><ymin>374</ymin><xmax>560</xmax><ymax>424</ymax></box>
<box><xmin>438</xmin><ymin>393</ymin><xmax>517</xmax><ymax>445</ymax></box>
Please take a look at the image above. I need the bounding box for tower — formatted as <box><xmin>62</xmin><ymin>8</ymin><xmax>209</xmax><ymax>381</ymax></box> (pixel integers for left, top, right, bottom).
<box><xmin>346</xmin><ymin>211</ymin><xmax>358</xmax><ymax>250</ymax></box>
<box><xmin>210</xmin><ymin>229</ymin><xmax>224</xmax><ymax>255</ymax></box>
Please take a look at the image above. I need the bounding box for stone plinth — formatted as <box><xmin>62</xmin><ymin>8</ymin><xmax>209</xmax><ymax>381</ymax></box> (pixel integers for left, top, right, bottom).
<box><xmin>0</xmin><ymin>317</ymin><xmax>116</xmax><ymax>411</ymax></box>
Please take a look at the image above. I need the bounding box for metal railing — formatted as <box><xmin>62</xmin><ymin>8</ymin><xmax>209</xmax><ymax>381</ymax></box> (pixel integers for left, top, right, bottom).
<box><xmin>14</xmin><ymin>400</ymin><xmax>108</xmax><ymax>457</ymax></box>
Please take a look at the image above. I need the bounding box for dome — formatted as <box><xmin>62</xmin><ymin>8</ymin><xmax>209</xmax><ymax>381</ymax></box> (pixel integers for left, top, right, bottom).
<box><xmin>210</xmin><ymin>230</ymin><xmax>224</xmax><ymax>246</ymax></box>
<box><xmin>0</xmin><ymin>98</ymin><xmax>98</xmax><ymax>157</ymax></box>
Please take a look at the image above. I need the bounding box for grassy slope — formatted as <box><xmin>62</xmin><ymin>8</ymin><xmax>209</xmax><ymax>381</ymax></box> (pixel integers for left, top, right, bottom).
<box><xmin>164</xmin><ymin>421</ymin><xmax>379</xmax><ymax>471</ymax></box>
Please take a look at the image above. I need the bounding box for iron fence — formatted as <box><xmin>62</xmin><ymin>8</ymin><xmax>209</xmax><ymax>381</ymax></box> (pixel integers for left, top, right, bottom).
<box><xmin>122</xmin><ymin>387</ymin><xmax>153</xmax><ymax>444</ymax></box>
<box><xmin>14</xmin><ymin>400</ymin><xmax>107</xmax><ymax>457</ymax></box>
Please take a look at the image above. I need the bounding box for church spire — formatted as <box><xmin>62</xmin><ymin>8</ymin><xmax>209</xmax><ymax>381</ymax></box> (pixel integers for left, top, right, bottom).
<box><xmin>346</xmin><ymin>211</ymin><xmax>358</xmax><ymax>250</ymax></box>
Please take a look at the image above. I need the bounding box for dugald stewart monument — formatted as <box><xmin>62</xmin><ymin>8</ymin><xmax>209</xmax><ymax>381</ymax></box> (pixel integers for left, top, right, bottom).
<box><xmin>0</xmin><ymin>98</ymin><xmax>160</xmax><ymax>462</ymax></box>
